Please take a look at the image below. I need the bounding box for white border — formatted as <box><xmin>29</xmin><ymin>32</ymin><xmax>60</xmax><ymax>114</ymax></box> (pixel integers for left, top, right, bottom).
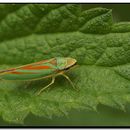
<box><xmin>0</xmin><ymin>0</ymin><xmax>129</xmax><ymax>3</ymax></box>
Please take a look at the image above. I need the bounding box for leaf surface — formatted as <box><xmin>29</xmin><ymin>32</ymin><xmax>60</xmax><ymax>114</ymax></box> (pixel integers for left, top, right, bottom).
<box><xmin>0</xmin><ymin>4</ymin><xmax>130</xmax><ymax>124</ymax></box>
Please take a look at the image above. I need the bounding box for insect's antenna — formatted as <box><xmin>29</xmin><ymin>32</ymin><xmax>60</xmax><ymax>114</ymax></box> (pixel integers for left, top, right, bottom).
<box><xmin>65</xmin><ymin>64</ymin><xmax>79</xmax><ymax>73</ymax></box>
<box><xmin>72</xmin><ymin>64</ymin><xmax>80</xmax><ymax>69</ymax></box>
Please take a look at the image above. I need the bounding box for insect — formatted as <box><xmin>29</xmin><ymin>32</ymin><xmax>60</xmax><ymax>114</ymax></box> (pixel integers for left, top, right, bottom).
<box><xmin>0</xmin><ymin>57</ymin><xmax>77</xmax><ymax>95</ymax></box>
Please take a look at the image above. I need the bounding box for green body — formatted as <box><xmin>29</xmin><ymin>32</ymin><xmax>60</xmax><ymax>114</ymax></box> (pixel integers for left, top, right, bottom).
<box><xmin>0</xmin><ymin>57</ymin><xmax>76</xmax><ymax>81</ymax></box>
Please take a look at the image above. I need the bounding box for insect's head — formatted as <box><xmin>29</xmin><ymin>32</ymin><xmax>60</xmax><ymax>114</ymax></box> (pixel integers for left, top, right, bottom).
<box><xmin>56</xmin><ymin>57</ymin><xmax>77</xmax><ymax>70</ymax></box>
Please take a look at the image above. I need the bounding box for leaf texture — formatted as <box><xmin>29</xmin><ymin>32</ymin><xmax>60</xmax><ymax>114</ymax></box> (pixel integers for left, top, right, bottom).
<box><xmin>0</xmin><ymin>4</ymin><xmax>130</xmax><ymax>124</ymax></box>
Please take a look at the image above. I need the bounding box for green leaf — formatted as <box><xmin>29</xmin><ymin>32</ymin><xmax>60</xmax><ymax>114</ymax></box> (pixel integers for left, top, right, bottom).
<box><xmin>0</xmin><ymin>4</ymin><xmax>130</xmax><ymax>124</ymax></box>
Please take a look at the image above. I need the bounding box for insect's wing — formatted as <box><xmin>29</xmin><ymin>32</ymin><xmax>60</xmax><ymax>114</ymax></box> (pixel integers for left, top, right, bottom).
<box><xmin>18</xmin><ymin>58</ymin><xmax>56</xmax><ymax>70</ymax></box>
<box><xmin>0</xmin><ymin>58</ymin><xmax>56</xmax><ymax>73</ymax></box>
<box><xmin>0</xmin><ymin>58</ymin><xmax>58</xmax><ymax>80</ymax></box>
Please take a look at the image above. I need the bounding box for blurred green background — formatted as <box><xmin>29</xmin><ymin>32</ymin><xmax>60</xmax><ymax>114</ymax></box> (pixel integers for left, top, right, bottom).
<box><xmin>82</xmin><ymin>4</ymin><xmax>130</xmax><ymax>22</ymax></box>
<box><xmin>1</xmin><ymin>3</ymin><xmax>130</xmax><ymax>126</ymax></box>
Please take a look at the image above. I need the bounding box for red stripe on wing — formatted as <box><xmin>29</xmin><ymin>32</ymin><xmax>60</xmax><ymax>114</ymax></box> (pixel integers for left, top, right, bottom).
<box><xmin>21</xmin><ymin>65</ymin><xmax>52</xmax><ymax>70</ymax></box>
<box><xmin>10</xmin><ymin>71</ymin><xmax>26</xmax><ymax>74</ymax></box>
<box><xmin>9</xmin><ymin>71</ymin><xmax>37</xmax><ymax>74</ymax></box>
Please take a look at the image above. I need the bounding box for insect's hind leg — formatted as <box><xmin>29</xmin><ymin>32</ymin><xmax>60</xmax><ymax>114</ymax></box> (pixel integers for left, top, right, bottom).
<box><xmin>37</xmin><ymin>76</ymin><xmax>55</xmax><ymax>95</ymax></box>
<box><xmin>60</xmin><ymin>73</ymin><xmax>77</xmax><ymax>90</ymax></box>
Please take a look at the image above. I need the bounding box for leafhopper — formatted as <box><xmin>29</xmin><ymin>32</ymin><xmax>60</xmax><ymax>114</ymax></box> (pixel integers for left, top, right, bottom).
<box><xmin>0</xmin><ymin>57</ymin><xmax>77</xmax><ymax>95</ymax></box>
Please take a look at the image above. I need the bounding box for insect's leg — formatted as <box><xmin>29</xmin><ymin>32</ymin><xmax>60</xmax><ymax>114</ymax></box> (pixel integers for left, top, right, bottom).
<box><xmin>37</xmin><ymin>76</ymin><xmax>55</xmax><ymax>95</ymax></box>
<box><xmin>61</xmin><ymin>73</ymin><xmax>77</xmax><ymax>90</ymax></box>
